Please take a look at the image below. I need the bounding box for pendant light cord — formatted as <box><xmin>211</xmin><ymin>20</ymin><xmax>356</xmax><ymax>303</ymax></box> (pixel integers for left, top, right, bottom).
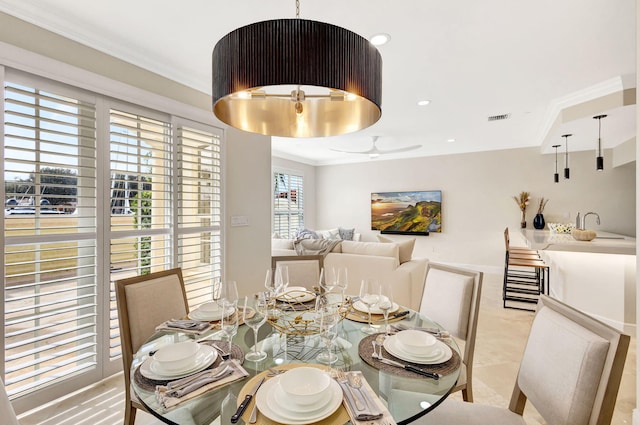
<box><xmin>296</xmin><ymin>0</ymin><xmax>300</xmax><ymax>18</ymax></box>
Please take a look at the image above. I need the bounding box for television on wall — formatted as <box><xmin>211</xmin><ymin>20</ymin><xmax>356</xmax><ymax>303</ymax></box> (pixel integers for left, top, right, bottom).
<box><xmin>371</xmin><ymin>190</ymin><xmax>442</xmax><ymax>235</ymax></box>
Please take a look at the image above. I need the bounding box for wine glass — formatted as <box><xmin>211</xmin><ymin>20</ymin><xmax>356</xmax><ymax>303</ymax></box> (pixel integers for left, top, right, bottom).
<box><xmin>220</xmin><ymin>303</ymin><xmax>239</xmax><ymax>355</ymax></box>
<box><xmin>218</xmin><ymin>280</ymin><xmax>239</xmax><ymax>308</ymax></box>
<box><xmin>335</xmin><ymin>267</ymin><xmax>348</xmax><ymax>302</ymax></box>
<box><xmin>316</xmin><ymin>306</ymin><xmax>339</xmax><ymax>364</ymax></box>
<box><xmin>359</xmin><ymin>278</ymin><xmax>380</xmax><ymax>334</ymax></box>
<box><xmin>274</xmin><ymin>265</ymin><xmax>289</xmax><ymax>294</ymax></box>
<box><xmin>319</xmin><ymin>267</ymin><xmax>336</xmax><ymax>294</ymax></box>
<box><xmin>378</xmin><ymin>283</ymin><xmax>394</xmax><ymax>335</ymax></box>
<box><xmin>243</xmin><ymin>295</ymin><xmax>268</xmax><ymax>362</ymax></box>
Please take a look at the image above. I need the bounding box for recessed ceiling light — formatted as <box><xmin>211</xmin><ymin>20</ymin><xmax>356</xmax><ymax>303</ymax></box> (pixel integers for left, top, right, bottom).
<box><xmin>447</xmin><ymin>138</ymin><xmax>456</xmax><ymax>143</ymax></box>
<box><xmin>370</xmin><ymin>33</ymin><xmax>390</xmax><ymax>46</ymax></box>
<box><xmin>417</xmin><ymin>100</ymin><xmax>431</xmax><ymax>106</ymax></box>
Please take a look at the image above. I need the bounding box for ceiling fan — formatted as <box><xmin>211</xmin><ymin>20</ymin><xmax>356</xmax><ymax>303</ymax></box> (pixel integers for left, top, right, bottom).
<box><xmin>330</xmin><ymin>136</ymin><xmax>421</xmax><ymax>158</ymax></box>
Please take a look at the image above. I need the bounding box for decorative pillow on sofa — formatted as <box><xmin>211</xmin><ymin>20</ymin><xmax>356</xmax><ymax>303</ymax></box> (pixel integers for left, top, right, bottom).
<box><xmin>317</xmin><ymin>228</ymin><xmax>341</xmax><ymax>240</ymax></box>
<box><xmin>377</xmin><ymin>235</ymin><xmax>416</xmax><ymax>264</ymax></box>
<box><xmin>294</xmin><ymin>228</ymin><xmax>320</xmax><ymax>239</ymax></box>
<box><xmin>338</xmin><ymin>227</ymin><xmax>355</xmax><ymax>241</ymax></box>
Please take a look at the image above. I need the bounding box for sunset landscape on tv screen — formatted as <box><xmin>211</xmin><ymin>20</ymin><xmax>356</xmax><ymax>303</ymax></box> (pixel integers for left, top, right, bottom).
<box><xmin>371</xmin><ymin>190</ymin><xmax>442</xmax><ymax>234</ymax></box>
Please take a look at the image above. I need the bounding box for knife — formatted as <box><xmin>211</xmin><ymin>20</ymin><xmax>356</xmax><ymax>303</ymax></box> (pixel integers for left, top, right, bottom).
<box><xmin>377</xmin><ymin>357</ymin><xmax>440</xmax><ymax>380</ymax></box>
<box><xmin>374</xmin><ymin>310</ymin><xmax>410</xmax><ymax>322</ymax></box>
<box><xmin>230</xmin><ymin>377</ymin><xmax>265</xmax><ymax>423</ymax></box>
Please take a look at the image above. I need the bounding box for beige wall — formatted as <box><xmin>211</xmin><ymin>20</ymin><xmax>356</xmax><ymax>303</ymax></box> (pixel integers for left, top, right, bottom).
<box><xmin>225</xmin><ymin>129</ymin><xmax>272</xmax><ymax>296</ymax></box>
<box><xmin>313</xmin><ymin>147</ymin><xmax>635</xmax><ymax>270</ymax></box>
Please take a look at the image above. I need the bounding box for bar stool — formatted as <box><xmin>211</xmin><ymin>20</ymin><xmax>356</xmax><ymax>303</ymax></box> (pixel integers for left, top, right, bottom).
<box><xmin>502</xmin><ymin>228</ymin><xmax>549</xmax><ymax>311</ymax></box>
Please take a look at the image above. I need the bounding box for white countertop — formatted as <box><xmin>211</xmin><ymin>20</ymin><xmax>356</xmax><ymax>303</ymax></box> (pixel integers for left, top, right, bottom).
<box><xmin>520</xmin><ymin>229</ymin><xmax>636</xmax><ymax>255</ymax></box>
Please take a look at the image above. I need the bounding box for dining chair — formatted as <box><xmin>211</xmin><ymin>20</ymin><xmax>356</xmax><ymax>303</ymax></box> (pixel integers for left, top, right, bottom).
<box><xmin>115</xmin><ymin>268</ymin><xmax>190</xmax><ymax>425</ymax></box>
<box><xmin>419</xmin><ymin>262</ymin><xmax>483</xmax><ymax>402</ymax></box>
<box><xmin>415</xmin><ymin>295</ymin><xmax>630</xmax><ymax>425</ymax></box>
<box><xmin>271</xmin><ymin>255</ymin><xmax>324</xmax><ymax>289</ymax></box>
<box><xmin>1</xmin><ymin>378</ymin><xmax>19</xmax><ymax>425</ymax></box>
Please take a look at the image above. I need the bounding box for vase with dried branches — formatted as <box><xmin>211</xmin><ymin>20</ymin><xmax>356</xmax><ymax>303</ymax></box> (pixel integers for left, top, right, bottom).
<box><xmin>533</xmin><ymin>197</ymin><xmax>549</xmax><ymax>229</ymax></box>
<box><xmin>513</xmin><ymin>191</ymin><xmax>530</xmax><ymax>228</ymax></box>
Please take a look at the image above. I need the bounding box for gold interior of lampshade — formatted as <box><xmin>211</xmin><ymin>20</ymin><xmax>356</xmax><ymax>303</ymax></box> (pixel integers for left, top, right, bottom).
<box><xmin>212</xmin><ymin>19</ymin><xmax>382</xmax><ymax>138</ymax></box>
<box><xmin>214</xmin><ymin>85</ymin><xmax>381</xmax><ymax>138</ymax></box>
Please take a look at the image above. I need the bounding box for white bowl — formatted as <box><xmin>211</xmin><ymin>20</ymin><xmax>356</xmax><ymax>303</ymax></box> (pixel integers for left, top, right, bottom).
<box><xmin>278</xmin><ymin>367</ymin><xmax>331</xmax><ymax>406</ymax></box>
<box><xmin>395</xmin><ymin>329</ymin><xmax>437</xmax><ymax>355</ymax></box>
<box><xmin>153</xmin><ymin>341</ymin><xmax>200</xmax><ymax>372</ymax></box>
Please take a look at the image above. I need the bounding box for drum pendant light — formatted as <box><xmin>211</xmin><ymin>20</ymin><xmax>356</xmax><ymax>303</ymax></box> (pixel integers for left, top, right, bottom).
<box><xmin>211</xmin><ymin>0</ymin><xmax>382</xmax><ymax>138</ymax></box>
<box><xmin>593</xmin><ymin>114</ymin><xmax>607</xmax><ymax>171</ymax></box>
<box><xmin>552</xmin><ymin>144</ymin><xmax>561</xmax><ymax>183</ymax></box>
<box><xmin>562</xmin><ymin>134</ymin><xmax>572</xmax><ymax>179</ymax></box>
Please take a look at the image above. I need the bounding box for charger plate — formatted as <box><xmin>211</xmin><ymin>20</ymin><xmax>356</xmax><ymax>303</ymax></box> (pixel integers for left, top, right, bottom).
<box><xmin>237</xmin><ymin>364</ymin><xmax>350</xmax><ymax>425</ymax></box>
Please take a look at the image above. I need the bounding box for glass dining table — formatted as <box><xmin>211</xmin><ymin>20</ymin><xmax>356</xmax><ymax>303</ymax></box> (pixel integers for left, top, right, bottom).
<box><xmin>130</xmin><ymin>300</ymin><xmax>461</xmax><ymax>425</ymax></box>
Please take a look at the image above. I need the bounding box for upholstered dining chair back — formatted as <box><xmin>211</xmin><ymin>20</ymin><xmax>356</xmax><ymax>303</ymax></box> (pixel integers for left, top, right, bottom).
<box><xmin>271</xmin><ymin>255</ymin><xmax>324</xmax><ymax>289</ymax></box>
<box><xmin>416</xmin><ymin>295</ymin><xmax>629</xmax><ymax>425</ymax></box>
<box><xmin>1</xmin><ymin>378</ymin><xmax>19</xmax><ymax>425</ymax></box>
<box><xmin>510</xmin><ymin>295</ymin><xmax>629</xmax><ymax>425</ymax></box>
<box><xmin>419</xmin><ymin>262</ymin><xmax>483</xmax><ymax>401</ymax></box>
<box><xmin>115</xmin><ymin>267</ymin><xmax>189</xmax><ymax>425</ymax></box>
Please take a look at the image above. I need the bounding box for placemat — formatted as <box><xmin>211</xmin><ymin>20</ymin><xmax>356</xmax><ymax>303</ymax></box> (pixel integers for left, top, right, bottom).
<box><xmin>237</xmin><ymin>364</ymin><xmax>351</xmax><ymax>425</ymax></box>
<box><xmin>358</xmin><ymin>334</ymin><xmax>461</xmax><ymax>378</ymax></box>
<box><xmin>346</xmin><ymin>308</ymin><xmax>410</xmax><ymax>324</ymax></box>
<box><xmin>134</xmin><ymin>340</ymin><xmax>244</xmax><ymax>392</ymax></box>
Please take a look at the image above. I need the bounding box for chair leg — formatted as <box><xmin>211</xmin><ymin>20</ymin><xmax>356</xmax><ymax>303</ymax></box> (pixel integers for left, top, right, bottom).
<box><xmin>462</xmin><ymin>387</ymin><xmax>473</xmax><ymax>402</ymax></box>
<box><xmin>124</xmin><ymin>401</ymin><xmax>137</xmax><ymax>425</ymax></box>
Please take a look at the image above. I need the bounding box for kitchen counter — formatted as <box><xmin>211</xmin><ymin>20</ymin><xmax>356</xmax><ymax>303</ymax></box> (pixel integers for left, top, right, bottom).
<box><xmin>517</xmin><ymin>228</ymin><xmax>635</xmax><ymax>330</ymax></box>
<box><xmin>521</xmin><ymin>229</ymin><xmax>635</xmax><ymax>255</ymax></box>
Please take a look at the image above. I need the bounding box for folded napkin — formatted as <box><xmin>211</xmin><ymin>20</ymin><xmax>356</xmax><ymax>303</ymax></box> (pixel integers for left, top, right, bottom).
<box><xmin>336</xmin><ymin>371</ymin><xmax>396</xmax><ymax>424</ymax></box>
<box><xmin>156</xmin><ymin>360</ymin><xmax>248</xmax><ymax>409</ymax></box>
<box><xmin>155</xmin><ymin>319</ymin><xmax>214</xmax><ymax>335</ymax></box>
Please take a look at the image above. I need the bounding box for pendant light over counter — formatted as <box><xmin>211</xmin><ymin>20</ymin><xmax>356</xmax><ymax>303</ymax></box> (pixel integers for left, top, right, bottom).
<box><xmin>593</xmin><ymin>114</ymin><xmax>607</xmax><ymax>171</ymax></box>
<box><xmin>211</xmin><ymin>0</ymin><xmax>382</xmax><ymax>138</ymax></box>
<box><xmin>562</xmin><ymin>134</ymin><xmax>572</xmax><ymax>179</ymax></box>
<box><xmin>552</xmin><ymin>144</ymin><xmax>561</xmax><ymax>183</ymax></box>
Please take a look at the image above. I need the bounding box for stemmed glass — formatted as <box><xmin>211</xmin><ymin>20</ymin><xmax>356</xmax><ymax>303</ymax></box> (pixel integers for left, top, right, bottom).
<box><xmin>316</xmin><ymin>306</ymin><xmax>339</xmax><ymax>365</ymax></box>
<box><xmin>359</xmin><ymin>278</ymin><xmax>380</xmax><ymax>334</ymax></box>
<box><xmin>218</xmin><ymin>280</ymin><xmax>239</xmax><ymax>308</ymax></box>
<box><xmin>220</xmin><ymin>303</ymin><xmax>239</xmax><ymax>355</ymax></box>
<box><xmin>378</xmin><ymin>283</ymin><xmax>394</xmax><ymax>335</ymax></box>
<box><xmin>319</xmin><ymin>267</ymin><xmax>336</xmax><ymax>294</ymax></box>
<box><xmin>335</xmin><ymin>267</ymin><xmax>348</xmax><ymax>302</ymax></box>
<box><xmin>243</xmin><ymin>294</ymin><xmax>268</xmax><ymax>362</ymax></box>
<box><xmin>274</xmin><ymin>265</ymin><xmax>289</xmax><ymax>294</ymax></box>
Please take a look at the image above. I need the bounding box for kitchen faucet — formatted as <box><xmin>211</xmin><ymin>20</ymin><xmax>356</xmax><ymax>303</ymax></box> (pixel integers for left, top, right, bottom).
<box><xmin>580</xmin><ymin>212</ymin><xmax>600</xmax><ymax>230</ymax></box>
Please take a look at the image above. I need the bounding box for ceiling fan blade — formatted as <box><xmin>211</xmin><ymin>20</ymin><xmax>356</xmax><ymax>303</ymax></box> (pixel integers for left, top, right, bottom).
<box><xmin>329</xmin><ymin>147</ymin><xmax>374</xmax><ymax>154</ymax></box>
<box><xmin>377</xmin><ymin>145</ymin><xmax>422</xmax><ymax>154</ymax></box>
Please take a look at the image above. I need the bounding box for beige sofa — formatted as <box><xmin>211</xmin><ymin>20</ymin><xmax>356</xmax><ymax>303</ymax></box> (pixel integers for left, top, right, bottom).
<box><xmin>271</xmin><ymin>239</ymin><xmax>428</xmax><ymax>310</ymax></box>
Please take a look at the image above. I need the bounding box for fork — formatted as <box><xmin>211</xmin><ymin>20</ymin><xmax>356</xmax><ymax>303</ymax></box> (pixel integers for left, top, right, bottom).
<box><xmin>336</xmin><ymin>370</ymin><xmax>365</xmax><ymax>411</ymax></box>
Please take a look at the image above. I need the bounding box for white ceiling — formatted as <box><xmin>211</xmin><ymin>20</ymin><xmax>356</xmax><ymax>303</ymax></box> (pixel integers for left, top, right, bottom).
<box><xmin>1</xmin><ymin>0</ymin><xmax>635</xmax><ymax>165</ymax></box>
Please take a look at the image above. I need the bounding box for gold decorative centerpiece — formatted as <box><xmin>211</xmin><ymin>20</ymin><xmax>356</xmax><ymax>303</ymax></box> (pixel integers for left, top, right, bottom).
<box><xmin>266</xmin><ymin>291</ymin><xmax>352</xmax><ymax>336</ymax></box>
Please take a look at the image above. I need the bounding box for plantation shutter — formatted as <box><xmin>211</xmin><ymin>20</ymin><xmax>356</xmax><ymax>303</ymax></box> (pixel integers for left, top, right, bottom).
<box><xmin>107</xmin><ymin>108</ymin><xmax>172</xmax><ymax>360</ymax></box>
<box><xmin>273</xmin><ymin>171</ymin><xmax>304</xmax><ymax>238</ymax></box>
<box><xmin>3</xmin><ymin>81</ymin><xmax>98</xmax><ymax>397</ymax></box>
<box><xmin>176</xmin><ymin>123</ymin><xmax>222</xmax><ymax>307</ymax></box>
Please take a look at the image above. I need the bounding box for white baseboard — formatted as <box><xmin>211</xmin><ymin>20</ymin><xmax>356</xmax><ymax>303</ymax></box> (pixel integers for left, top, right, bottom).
<box><xmin>633</xmin><ymin>408</ymin><xmax>640</xmax><ymax>425</ymax></box>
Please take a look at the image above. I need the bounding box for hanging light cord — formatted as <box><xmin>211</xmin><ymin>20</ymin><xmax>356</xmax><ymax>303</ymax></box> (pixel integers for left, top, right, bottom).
<box><xmin>597</xmin><ymin>117</ymin><xmax>602</xmax><ymax>156</ymax></box>
<box><xmin>295</xmin><ymin>0</ymin><xmax>300</xmax><ymax>18</ymax></box>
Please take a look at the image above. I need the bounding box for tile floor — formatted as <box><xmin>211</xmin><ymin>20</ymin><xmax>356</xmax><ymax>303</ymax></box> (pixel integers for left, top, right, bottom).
<box><xmin>17</xmin><ymin>273</ymin><xmax>636</xmax><ymax>425</ymax></box>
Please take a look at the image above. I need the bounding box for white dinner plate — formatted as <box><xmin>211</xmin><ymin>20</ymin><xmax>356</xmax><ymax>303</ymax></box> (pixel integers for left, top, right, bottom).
<box><xmin>353</xmin><ymin>300</ymin><xmax>399</xmax><ymax>315</ymax></box>
<box><xmin>188</xmin><ymin>305</ymin><xmax>235</xmax><ymax>321</ymax></box>
<box><xmin>277</xmin><ymin>286</ymin><xmax>316</xmax><ymax>303</ymax></box>
<box><xmin>272</xmin><ymin>383</ymin><xmax>333</xmax><ymax>418</ymax></box>
<box><xmin>383</xmin><ymin>335</ymin><xmax>453</xmax><ymax>365</ymax></box>
<box><xmin>256</xmin><ymin>374</ymin><xmax>342</xmax><ymax>424</ymax></box>
<box><xmin>141</xmin><ymin>345</ymin><xmax>217</xmax><ymax>379</ymax></box>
